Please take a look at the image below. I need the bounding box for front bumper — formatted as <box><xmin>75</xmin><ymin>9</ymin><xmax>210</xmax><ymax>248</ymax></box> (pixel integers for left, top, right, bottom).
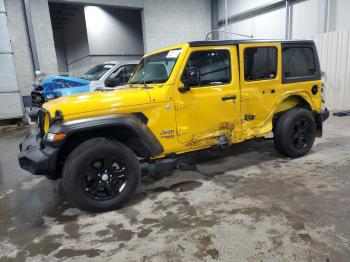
<box><xmin>18</xmin><ymin>134</ymin><xmax>58</xmax><ymax>176</ymax></box>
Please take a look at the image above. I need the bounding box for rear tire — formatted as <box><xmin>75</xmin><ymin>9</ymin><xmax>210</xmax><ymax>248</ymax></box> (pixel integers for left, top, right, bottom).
<box><xmin>274</xmin><ymin>108</ymin><xmax>316</xmax><ymax>158</ymax></box>
<box><xmin>62</xmin><ymin>138</ymin><xmax>140</xmax><ymax>212</ymax></box>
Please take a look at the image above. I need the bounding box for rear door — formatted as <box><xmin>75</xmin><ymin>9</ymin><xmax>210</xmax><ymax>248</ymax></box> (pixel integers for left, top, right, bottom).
<box><xmin>281</xmin><ymin>43</ymin><xmax>322</xmax><ymax>111</ymax></box>
<box><xmin>174</xmin><ymin>46</ymin><xmax>241</xmax><ymax>148</ymax></box>
<box><xmin>239</xmin><ymin>43</ymin><xmax>281</xmax><ymax>136</ymax></box>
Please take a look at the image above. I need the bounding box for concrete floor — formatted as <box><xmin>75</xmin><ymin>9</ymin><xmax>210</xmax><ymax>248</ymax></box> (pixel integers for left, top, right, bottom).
<box><xmin>0</xmin><ymin>115</ymin><xmax>350</xmax><ymax>261</ymax></box>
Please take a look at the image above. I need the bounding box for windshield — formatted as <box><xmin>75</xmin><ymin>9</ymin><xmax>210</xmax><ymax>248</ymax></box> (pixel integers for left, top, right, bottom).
<box><xmin>80</xmin><ymin>64</ymin><xmax>115</xmax><ymax>81</ymax></box>
<box><xmin>129</xmin><ymin>49</ymin><xmax>182</xmax><ymax>84</ymax></box>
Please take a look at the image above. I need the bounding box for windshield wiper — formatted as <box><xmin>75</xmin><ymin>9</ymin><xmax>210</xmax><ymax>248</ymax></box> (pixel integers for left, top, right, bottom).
<box><xmin>129</xmin><ymin>80</ymin><xmax>155</xmax><ymax>89</ymax></box>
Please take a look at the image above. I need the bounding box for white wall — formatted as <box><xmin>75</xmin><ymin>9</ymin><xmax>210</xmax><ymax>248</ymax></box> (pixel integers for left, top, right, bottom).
<box><xmin>53</xmin><ymin>28</ymin><xmax>68</xmax><ymax>74</ymax></box>
<box><xmin>314</xmin><ymin>31</ymin><xmax>350</xmax><ymax>110</ymax></box>
<box><xmin>63</xmin><ymin>7</ymin><xmax>90</xmax><ymax>67</ymax></box>
<box><xmin>84</xmin><ymin>6</ymin><xmax>143</xmax><ymax>56</ymax></box>
<box><xmin>5</xmin><ymin>0</ymin><xmax>35</xmax><ymax>97</ymax></box>
<box><xmin>63</xmin><ymin>0</ymin><xmax>211</xmax><ymax>75</ymax></box>
<box><xmin>218</xmin><ymin>0</ymin><xmax>350</xmax><ymax>40</ymax></box>
<box><xmin>217</xmin><ymin>0</ymin><xmax>350</xmax><ymax>110</ymax></box>
<box><xmin>221</xmin><ymin>7</ymin><xmax>286</xmax><ymax>39</ymax></box>
<box><xmin>0</xmin><ymin>0</ymin><xmax>23</xmax><ymax>119</ymax></box>
<box><xmin>332</xmin><ymin>0</ymin><xmax>350</xmax><ymax>31</ymax></box>
<box><xmin>142</xmin><ymin>0</ymin><xmax>212</xmax><ymax>52</ymax></box>
<box><xmin>218</xmin><ymin>0</ymin><xmax>272</xmax><ymax>20</ymax></box>
<box><xmin>291</xmin><ymin>0</ymin><xmax>327</xmax><ymax>39</ymax></box>
<box><xmin>56</xmin><ymin>0</ymin><xmax>211</xmax><ymax>53</ymax></box>
<box><xmin>61</xmin><ymin>5</ymin><xmax>143</xmax><ymax>76</ymax></box>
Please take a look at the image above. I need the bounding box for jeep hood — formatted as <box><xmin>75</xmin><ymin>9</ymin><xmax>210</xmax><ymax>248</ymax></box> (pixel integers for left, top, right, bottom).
<box><xmin>43</xmin><ymin>87</ymin><xmax>150</xmax><ymax>117</ymax></box>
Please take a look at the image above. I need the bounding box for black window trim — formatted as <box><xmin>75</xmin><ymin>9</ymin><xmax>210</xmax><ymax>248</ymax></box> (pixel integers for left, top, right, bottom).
<box><xmin>282</xmin><ymin>43</ymin><xmax>321</xmax><ymax>84</ymax></box>
<box><xmin>105</xmin><ymin>63</ymin><xmax>138</xmax><ymax>84</ymax></box>
<box><xmin>243</xmin><ymin>46</ymin><xmax>278</xmax><ymax>82</ymax></box>
<box><xmin>107</xmin><ymin>64</ymin><xmax>137</xmax><ymax>79</ymax></box>
<box><xmin>130</xmin><ymin>48</ymin><xmax>182</xmax><ymax>84</ymax></box>
<box><xmin>182</xmin><ymin>49</ymin><xmax>232</xmax><ymax>88</ymax></box>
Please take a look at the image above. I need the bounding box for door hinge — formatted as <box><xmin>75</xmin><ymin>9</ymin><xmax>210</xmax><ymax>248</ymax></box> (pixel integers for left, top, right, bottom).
<box><xmin>244</xmin><ymin>114</ymin><xmax>256</xmax><ymax>121</ymax></box>
<box><xmin>174</xmin><ymin>102</ymin><xmax>185</xmax><ymax>111</ymax></box>
<box><xmin>241</xmin><ymin>93</ymin><xmax>251</xmax><ymax>101</ymax></box>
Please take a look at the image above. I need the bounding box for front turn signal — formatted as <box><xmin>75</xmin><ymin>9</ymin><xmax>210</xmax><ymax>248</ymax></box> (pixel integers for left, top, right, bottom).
<box><xmin>46</xmin><ymin>132</ymin><xmax>65</xmax><ymax>141</ymax></box>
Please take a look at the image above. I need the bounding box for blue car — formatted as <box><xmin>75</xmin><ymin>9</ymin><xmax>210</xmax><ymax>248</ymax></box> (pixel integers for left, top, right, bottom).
<box><xmin>31</xmin><ymin>76</ymin><xmax>90</xmax><ymax>107</ymax></box>
<box><xmin>30</xmin><ymin>61</ymin><xmax>139</xmax><ymax>108</ymax></box>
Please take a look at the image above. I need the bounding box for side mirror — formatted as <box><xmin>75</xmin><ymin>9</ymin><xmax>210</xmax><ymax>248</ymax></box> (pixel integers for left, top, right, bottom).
<box><xmin>179</xmin><ymin>67</ymin><xmax>200</xmax><ymax>93</ymax></box>
<box><xmin>105</xmin><ymin>78</ymin><xmax>121</xmax><ymax>87</ymax></box>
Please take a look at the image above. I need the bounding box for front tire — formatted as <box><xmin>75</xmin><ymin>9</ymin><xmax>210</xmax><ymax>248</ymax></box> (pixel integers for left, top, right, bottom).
<box><xmin>62</xmin><ymin>138</ymin><xmax>140</xmax><ymax>212</ymax></box>
<box><xmin>274</xmin><ymin>108</ymin><xmax>316</xmax><ymax>158</ymax></box>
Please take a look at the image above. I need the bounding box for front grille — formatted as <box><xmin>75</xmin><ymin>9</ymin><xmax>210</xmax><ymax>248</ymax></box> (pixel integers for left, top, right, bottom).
<box><xmin>31</xmin><ymin>90</ymin><xmax>46</xmax><ymax>108</ymax></box>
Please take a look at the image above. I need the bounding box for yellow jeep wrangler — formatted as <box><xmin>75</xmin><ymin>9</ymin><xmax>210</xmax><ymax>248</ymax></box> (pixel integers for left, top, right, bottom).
<box><xmin>18</xmin><ymin>40</ymin><xmax>329</xmax><ymax>211</ymax></box>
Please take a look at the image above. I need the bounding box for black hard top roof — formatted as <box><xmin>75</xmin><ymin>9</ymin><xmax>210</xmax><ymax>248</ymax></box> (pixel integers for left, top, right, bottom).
<box><xmin>188</xmin><ymin>39</ymin><xmax>315</xmax><ymax>47</ymax></box>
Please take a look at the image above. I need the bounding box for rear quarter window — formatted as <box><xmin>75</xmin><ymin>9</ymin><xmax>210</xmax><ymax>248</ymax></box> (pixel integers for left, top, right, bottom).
<box><xmin>282</xmin><ymin>44</ymin><xmax>321</xmax><ymax>83</ymax></box>
<box><xmin>244</xmin><ymin>47</ymin><xmax>277</xmax><ymax>81</ymax></box>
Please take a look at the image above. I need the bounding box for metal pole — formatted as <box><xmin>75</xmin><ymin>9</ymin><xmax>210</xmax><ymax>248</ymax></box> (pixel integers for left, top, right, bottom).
<box><xmin>224</xmin><ymin>0</ymin><xmax>228</xmax><ymax>39</ymax></box>
<box><xmin>211</xmin><ymin>0</ymin><xmax>219</xmax><ymax>40</ymax></box>
<box><xmin>285</xmin><ymin>0</ymin><xmax>290</xmax><ymax>39</ymax></box>
<box><xmin>324</xmin><ymin>0</ymin><xmax>330</xmax><ymax>33</ymax></box>
<box><xmin>23</xmin><ymin>0</ymin><xmax>40</xmax><ymax>71</ymax></box>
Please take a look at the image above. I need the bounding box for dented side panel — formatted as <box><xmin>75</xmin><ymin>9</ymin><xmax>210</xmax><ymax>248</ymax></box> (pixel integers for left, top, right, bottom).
<box><xmin>173</xmin><ymin>45</ymin><xmax>241</xmax><ymax>149</ymax></box>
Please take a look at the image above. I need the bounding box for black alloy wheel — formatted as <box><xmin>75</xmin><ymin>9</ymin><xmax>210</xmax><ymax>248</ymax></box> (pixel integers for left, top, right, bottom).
<box><xmin>274</xmin><ymin>108</ymin><xmax>316</xmax><ymax>158</ymax></box>
<box><xmin>63</xmin><ymin>138</ymin><xmax>141</xmax><ymax>212</ymax></box>
<box><xmin>82</xmin><ymin>156</ymin><xmax>128</xmax><ymax>201</ymax></box>
<box><xmin>290</xmin><ymin>118</ymin><xmax>314</xmax><ymax>150</ymax></box>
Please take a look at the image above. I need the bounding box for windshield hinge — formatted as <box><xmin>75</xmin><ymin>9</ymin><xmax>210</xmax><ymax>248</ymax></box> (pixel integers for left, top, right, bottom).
<box><xmin>174</xmin><ymin>102</ymin><xmax>185</xmax><ymax>111</ymax></box>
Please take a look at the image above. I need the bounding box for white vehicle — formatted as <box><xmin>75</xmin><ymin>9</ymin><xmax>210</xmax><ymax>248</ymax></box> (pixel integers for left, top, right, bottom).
<box><xmin>80</xmin><ymin>60</ymin><xmax>139</xmax><ymax>91</ymax></box>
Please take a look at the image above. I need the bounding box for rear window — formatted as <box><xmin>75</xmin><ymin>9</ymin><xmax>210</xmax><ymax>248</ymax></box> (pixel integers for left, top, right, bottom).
<box><xmin>244</xmin><ymin>47</ymin><xmax>277</xmax><ymax>81</ymax></box>
<box><xmin>282</xmin><ymin>47</ymin><xmax>317</xmax><ymax>78</ymax></box>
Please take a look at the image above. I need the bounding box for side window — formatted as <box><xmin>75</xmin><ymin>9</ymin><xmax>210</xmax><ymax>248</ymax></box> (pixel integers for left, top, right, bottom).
<box><xmin>108</xmin><ymin>65</ymin><xmax>137</xmax><ymax>85</ymax></box>
<box><xmin>108</xmin><ymin>67</ymin><xmax>123</xmax><ymax>82</ymax></box>
<box><xmin>244</xmin><ymin>47</ymin><xmax>277</xmax><ymax>81</ymax></box>
<box><xmin>183</xmin><ymin>50</ymin><xmax>231</xmax><ymax>87</ymax></box>
<box><xmin>123</xmin><ymin>65</ymin><xmax>137</xmax><ymax>83</ymax></box>
<box><xmin>282</xmin><ymin>47</ymin><xmax>316</xmax><ymax>78</ymax></box>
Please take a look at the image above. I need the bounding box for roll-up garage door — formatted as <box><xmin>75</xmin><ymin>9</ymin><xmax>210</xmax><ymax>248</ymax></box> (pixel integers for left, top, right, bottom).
<box><xmin>0</xmin><ymin>0</ymin><xmax>23</xmax><ymax>119</ymax></box>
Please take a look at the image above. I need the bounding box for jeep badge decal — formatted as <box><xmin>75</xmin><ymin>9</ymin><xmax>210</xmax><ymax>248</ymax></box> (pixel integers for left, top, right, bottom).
<box><xmin>160</xmin><ymin>129</ymin><xmax>175</xmax><ymax>139</ymax></box>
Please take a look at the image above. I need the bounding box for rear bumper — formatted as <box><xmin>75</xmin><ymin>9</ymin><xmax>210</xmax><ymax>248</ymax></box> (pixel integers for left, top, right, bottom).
<box><xmin>318</xmin><ymin>108</ymin><xmax>330</xmax><ymax>122</ymax></box>
<box><xmin>18</xmin><ymin>134</ymin><xmax>58</xmax><ymax>176</ymax></box>
<box><xmin>315</xmin><ymin>108</ymin><xmax>329</xmax><ymax>137</ymax></box>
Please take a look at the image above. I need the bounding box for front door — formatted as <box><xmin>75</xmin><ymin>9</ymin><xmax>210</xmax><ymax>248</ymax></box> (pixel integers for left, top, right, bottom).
<box><xmin>174</xmin><ymin>46</ymin><xmax>241</xmax><ymax>148</ymax></box>
<box><xmin>239</xmin><ymin>43</ymin><xmax>281</xmax><ymax>137</ymax></box>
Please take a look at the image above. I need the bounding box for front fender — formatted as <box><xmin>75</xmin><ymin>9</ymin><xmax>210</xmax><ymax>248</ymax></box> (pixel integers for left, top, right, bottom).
<box><xmin>47</xmin><ymin>114</ymin><xmax>164</xmax><ymax>157</ymax></box>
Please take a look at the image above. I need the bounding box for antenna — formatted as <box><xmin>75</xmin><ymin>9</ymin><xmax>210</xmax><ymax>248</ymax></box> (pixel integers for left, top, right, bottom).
<box><xmin>206</xmin><ymin>28</ymin><xmax>254</xmax><ymax>40</ymax></box>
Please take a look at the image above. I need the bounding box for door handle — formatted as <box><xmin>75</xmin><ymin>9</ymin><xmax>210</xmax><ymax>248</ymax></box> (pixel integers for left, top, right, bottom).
<box><xmin>221</xmin><ymin>95</ymin><xmax>237</xmax><ymax>101</ymax></box>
